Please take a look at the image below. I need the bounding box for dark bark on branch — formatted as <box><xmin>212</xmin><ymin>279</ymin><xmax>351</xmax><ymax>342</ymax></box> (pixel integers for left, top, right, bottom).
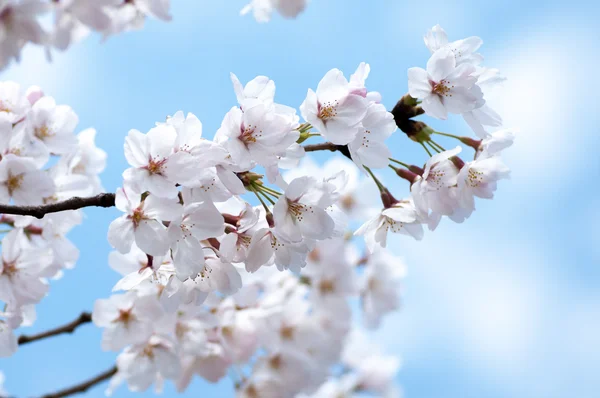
<box><xmin>37</xmin><ymin>366</ymin><xmax>118</xmax><ymax>398</ymax></box>
<box><xmin>0</xmin><ymin>193</ymin><xmax>116</xmax><ymax>219</ymax></box>
<box><xmin>17</xmin><ymin>312</ymin><xmax>93</xmax><ymax>345</ymax></box>
<box><xmin>303</xmin><ymin>142</ymin><xmax>352</xmax><ymax>159</ymax></box>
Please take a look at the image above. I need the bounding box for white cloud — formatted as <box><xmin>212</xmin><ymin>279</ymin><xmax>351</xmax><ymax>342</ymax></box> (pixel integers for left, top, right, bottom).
<box><xmin>486</xmin><ymin>29</ymin><xmax>599</xmax><ymax>185</ymax></box>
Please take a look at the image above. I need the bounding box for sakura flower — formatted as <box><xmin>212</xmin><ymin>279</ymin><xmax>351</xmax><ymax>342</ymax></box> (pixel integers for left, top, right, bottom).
<box><xmin>252</xmin><ymin>349</ymin><xmax>324</xmax><ymax>395</ymax></box>
<box><xmin>0</xmin><ymin>230</ymin><xmax>51</xmax><ymax>306</ymax></box>
<box><xmin>103</xmin><ymin>0</ymin><xmax>171</xmax><ymax>37</ymax></box>
<box><xmin>216</xmin><ymin>102</ymin><xmax>298</xmax><ymax>170</ymax></box>
<box><xmin>92</xmin><ymin>292</ymin><xmax>164</xmax><ymax>351</ymax></box>
<box><xmin>0</xmin><ymin>154</ymin><xmax>54</xmax><ymax>205</ymax></box>
<box><xmin>245</xmin><ymin>227</ymin><xmax>311</xmax><ymax>273</ymax></box>
<box><xmin>181</xmin><ymin>256</ymin><xmax>242</xmax><ymax>299</ymax></box>
<box><xmin>463</xmin><ymin>67</ymin><xmax>505</xmax><ymax>137</ymax></box>
<box><xmin>456</xmin><ymin>155</ymin><xmax>510</xmax><ymax>213</ymax></box>
<box><xmin>0</xmin><ymin>119</ymin><xmax>49</xmax><ymax>167</ymax></box>
<box><xmin>349</xmin><ymin>62</ymin><xmax>382</xmax><ymax>103</ymax></box>
<box><xmin>52</xmin><ymin>0</ymin><xmax>120</xmax><ymax>50</ymax></box>
<box><xmin>411</xmin><ymin>146</ymin><xmax>462</xmax><ymax>219</ymax></box>
<box><xmin>123</xmin><ymin>125</ymin><xmax>198</xmax><ymax>198</ymax></box>
<box><xmin>0</xmin><ymin>81</ymin><xmax>30</xmax><ymax>122</ymax></box>
<box><xmin>26</xmin><ymin>96</ymin><xmax>79</xmax><ymax>154</ymax></box>
<box><xmin>303</xmin><ymin>238</ymin><xmax>358</xmax><ymax>309</ymax></box>
<box><xmin>476</xmin><ymin>128</ymin><xmax>515</xmax><ymax>159</ymax></box>
<box><xmin>408</xmin><ymin>47</ymin><xmax>483</xmax><ymax>119</ymax></box>
<box><xmin>360</xmin><ymin>251</ymin><xmax>407</xmax><ymax>328</ymax></box>
<box><xmin>424</xmin><ymin>24</ymin><xmax>484</xmax><ymax>66</ymax></box>
<box><xmin>176</xmin><ymin>343</ymin><xmax>231</xmax><ymax>390</ymax></box>
<box><xmin>342</xmin><ymin>331</ymin><xmax>401</xmax><ymax>394</ymax></box>
<box><xmin>36</xmin><ymin>212</ymin><xmax>81</xmax><ymax>273</ymax></box>
<box><xmin>0</xmin><ymin>0</ymin><xmax>49</xmax><ymax>69</ymax></box>
<box><xmin>355</xmin><ymin>199</ymin><xmax>424</xmax><ymax>252</ymax></box>
<box><xmin>65</xmin><ymin>128</ymin><xmax>107</xmax><ymax>194</ymax></box>
<box><xmin>217</xmin><ymin>307</ymin><xmax>260</xmax><ymax>364</ymax></box>
<box><xmin>107</xmin><ymin>187</ymin><xmax>181</xmax><ymax>256</ymax></box>
<box><xmin>348</xmin><ymin>102</ymin><xmax>396</xmax><ymax>169</ymax></box>
<box><xmin>230</xmin><ymin>73</ymin><xmax>275</xmax><ymax>107</ymax></box>
<box><xmin>300</xmin><ymin>68</ymin><xmax>368</xmax><ymax>145</ymax></box>
<box><xmin>180</xmin><ymin>170</ymin><xmax>234</xmax><ymax>204</ymax></box>
<box><xmin>164</xmin><ymin>111</ymin><xmax>228</xmax><ymax>167</ymax></box>
<box><xmin>167</xmin><ymin>200</ymin><xmax>224</xmax><ymax>281</ymax></box>
<box><xmin>114</xmin><ymin>335</ymin><xmax>180</xmax><ymax>393</ymax></box>
<box><xmin>237</xmin><ymin>375</ymin><xmax>286</xmax><ymax>398</ymax></box>
<box><xmin>218</xmin><ymin>200</ymin><xmax>260</xmax><ymax>263</ymax></box>
<box><xmin>109</xmin><ymin>244</ymin><xmax>172</xmax><ymax>293</ymax></box>
<box><xmin>273</xmin><ymin>176</ymin><xmax>337</xmax><ymax>243</ymax></box>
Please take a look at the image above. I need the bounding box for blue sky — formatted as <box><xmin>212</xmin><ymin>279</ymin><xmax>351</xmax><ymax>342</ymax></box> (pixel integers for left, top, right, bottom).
<box><xmin>1</xmin><ymin>0</ymin><xmax>599</xmax><ymax>397</ymax></box>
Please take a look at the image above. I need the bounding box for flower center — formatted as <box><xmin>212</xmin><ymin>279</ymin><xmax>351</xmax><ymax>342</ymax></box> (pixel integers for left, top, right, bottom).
<box><xmin>318</xmin><ymin>100</ymin><xmax>339</xmax><ymax>121</ymax></box>
<box><xmin>130</xmin><ymin>208</ymin><xmax>145</xmax><ymax>227</ymax></box>
<box><xmin>34</xmin><ymin>125</ymin><xmax>54</xmax><ymax>139</ymax></box>
<box><xmin>280</xmin><ymin>325</ymin><xmax>295</xmax><ymax>340</ymax></box>
<box><xmin>6</xmin><ymin>173</ymin><xmax>23</xmax><ymax>195</ymax></box>
<box><xmin>269</xmin><ymin>354</ymin><xmax>283</xmax><ymax>370</ymax></box>
<box><xmin>2</xmin><ymin>261</ymin><xmax>17</xmax><ymax>278</ymax></box>
<box><xmin>367</xmin><ymin>277</ymin><xmax>379</xmax><ymax>291</ymax></box>
<box><xmin>385</xmin><ymin>216</ymin><xmax>405</xmax><ymax>233</ymax></box>
<box><xmin>318</xmin><ymin>279</ymin><xmax>336</xmax><ymax>295</ymax></box>
<box><xmin>466</xmin><ymin>168</ymin><xmax>484</xmax><ymax>187</ymax></box>
<box><xmin>287</xmin><ymin>201</ymin><xmax>310</xmax><ymax>222</ymax></box>
<box><xmin>432</xmin><ymin>80</ymin><xmax>454</xmax><ymax>97</ymax></box>
<box><xmin>142</xmin><ymin>344</ymin><xmax>155</xmax><ymax>359</ymax></box>
<box><xmin>245</xmin><ymin>385</ymin><xmax>259</xmax><ymax>398</ymax></box>
<box><xmin>240</xmin><ymin>123</ymin><xmax>261</xmax><ymax>143</ymax></box>
<box><xmin>114</xmin><ymin>308</ymin><xmax>135</xmax><ymax>327</ymax></box>
<box><xmin>146</xmin><ymin>157</ymin><xmax>166</xmax><ymax>175</ymax></box>
<box><xmin>427</xmin><ymin>168</ymin><xmax>447</xmax><ymax>188</ymax></box>
<box><xmin>238</xmin><ymin>234</ymin><xmax>252</xmax><ymax>248</ymax></box>
<box><xmin>0</xmin><ymin>100</ymin><xmax>12</xmax><ymax>113</ymax></box>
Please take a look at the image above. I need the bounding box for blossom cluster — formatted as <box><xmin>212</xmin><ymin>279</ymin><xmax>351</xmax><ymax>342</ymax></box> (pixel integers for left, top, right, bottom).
<box><xmin>96</xmin><ymin>62</ymin><xmax>407</xmax><ymax>393</ymax></box>
<box><xmin>0</xmin><ymin>0</ymin><xmax>171</xmax><ymax>70</ymax></box>
<box><xmin>0</xmin><ymin>23</ymin><xmax>513</xmax><ymax>398</ymax></box>
<box><xmin>357</xmin><ymin>25</ymin><xmax>514</xmax><ymax>250</ymax></box>
<box><xmin>241</xmin><ymin>0</ymin><xmax>308</xmax><ymax>23</ymax></box>
<box><xmin>92</xmin><ymin>24</ymin><xmax>513</xmax><ymax>396</ymax></box>
<box><xmin>0</xmin><ymin>81</ymin><xmax>106</xmax><ymax>357</ymax></box>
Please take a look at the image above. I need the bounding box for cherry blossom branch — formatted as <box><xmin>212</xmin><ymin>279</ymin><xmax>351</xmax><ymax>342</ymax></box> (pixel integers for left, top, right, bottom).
<box><xmin>37</xmin><ymin>365</ymin><xmax>118</xmax><ymax>398</ymax></box>
<box><xmin>303</xmin><ymin>93</ymin><xmax>428</xmax><ymax>157</ymax></box>
<box><xmin>17</xmin><ymin>312</ymin><xmax>92</xmax><ymax>345</ymax></box>
<box><xmin>0</xmin><ymin>193</ymin><xmax>116</xmax><ymax>219</ymax></box>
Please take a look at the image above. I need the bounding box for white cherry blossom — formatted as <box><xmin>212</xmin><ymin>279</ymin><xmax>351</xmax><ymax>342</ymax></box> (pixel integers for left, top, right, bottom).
<box><xmin>107</xmin><ymin>187</ymin><xmax>181</xmax><ymax>256</ymax></box>
<box><xmin>92</xmin><ymin>292</ymin><xmax>164</xmax><ymax>351</ymax></box>
<box><xmin>408</xmin><ymin>47</ymin><xmax>483</xmax><ymax>119</ymax></box>
<box><xmin>300</xmin><ymin>68</ymin><xmax>368</xmax><ymax>145</ymax></box>
<box><xmin>0</xmin><ymin>154</ymin><xmax>54</xmax><ymax>205</ymax></box>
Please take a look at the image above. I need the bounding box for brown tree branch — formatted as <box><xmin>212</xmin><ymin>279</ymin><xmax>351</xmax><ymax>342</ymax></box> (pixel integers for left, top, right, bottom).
<box><xmin>0</xmin><ymin>193</ymin><xmax>116</xmax><ymax>219</ymax></box>
<box><xmin>17</xmin><ymin>312</ymin><xmax>93</xmax><ymax>345</ymax></box>
<box><xmin>303</xmin><ymin>142</ymin><xmax>352</xmax><ymax>159</ymax></box>
<box><xmin>38</xmin><ymin>366</ymin><xmax>118</xmax><ymax>398</ymax></box>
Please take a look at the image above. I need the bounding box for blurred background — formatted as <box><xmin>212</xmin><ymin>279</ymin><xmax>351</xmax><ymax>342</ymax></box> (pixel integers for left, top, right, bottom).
<box><xmin>1</xmin><ymin>0</ymin><xmax>599</xmax><ymax>397</ymax></box>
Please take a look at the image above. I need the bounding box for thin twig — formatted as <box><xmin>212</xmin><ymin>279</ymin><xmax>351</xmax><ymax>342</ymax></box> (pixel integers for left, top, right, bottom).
<box><xmin>303</xmin><ymin>142</ymin><xmax>352</xmax><ymax>159</ymax></box>
<box><xmin>18</xmin><ymin>312</ymin><xmax>93</xmax><ymax>345</ymax></box>
<box><xmin>38</xmin><ymin>366</ymin><xmax>118</xmax><ymax>398</ymax></box>
<box><xmin>0</xmin><ymin>193</ymin><xmax>116</xmax><ymax>219</ymax></box>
